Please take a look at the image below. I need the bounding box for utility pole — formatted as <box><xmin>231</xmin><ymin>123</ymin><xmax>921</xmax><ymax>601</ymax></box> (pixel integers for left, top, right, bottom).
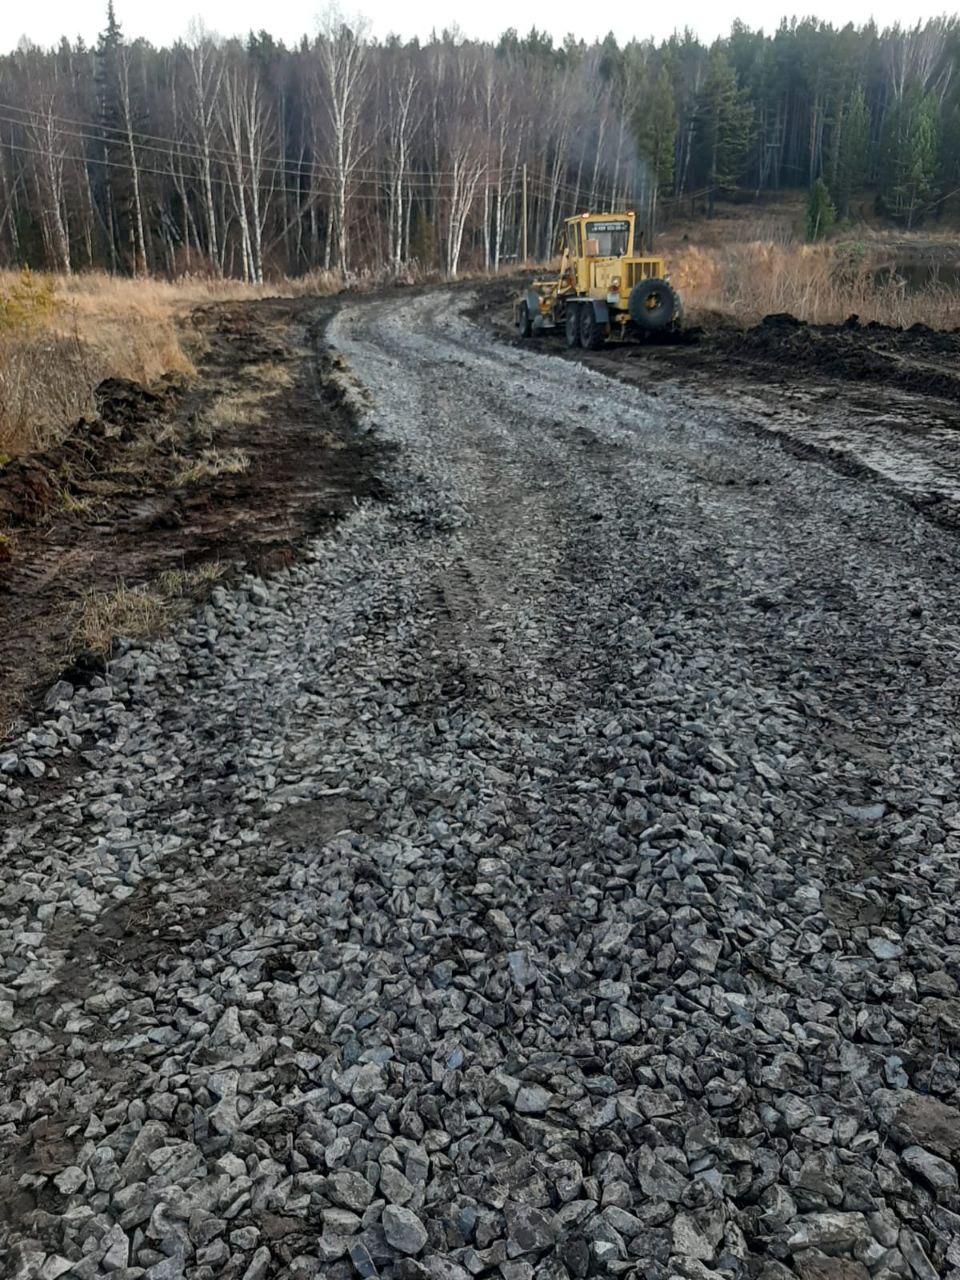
<box><xmin>522</xmin><ymin>162</ymin><xmax>528</xmax><ymax>263</ymax></box>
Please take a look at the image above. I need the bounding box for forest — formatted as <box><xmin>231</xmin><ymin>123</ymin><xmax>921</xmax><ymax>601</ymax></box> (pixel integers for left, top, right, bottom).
<box><xmin>0</xmin><ymin>8</ymin><xmax>958</xmax><ymax>280</ymax></box>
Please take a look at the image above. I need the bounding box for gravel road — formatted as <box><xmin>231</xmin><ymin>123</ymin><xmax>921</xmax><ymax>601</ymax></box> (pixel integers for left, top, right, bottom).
<box><xmin>3</xmin><ymin>290</ymin><xmax>960</xmax><ymax>1280</ymax></box>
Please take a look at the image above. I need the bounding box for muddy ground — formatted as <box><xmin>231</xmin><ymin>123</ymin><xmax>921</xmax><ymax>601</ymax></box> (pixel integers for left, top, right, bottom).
<box><xmin>473</xmin><ymin>276</ymin><xmax>960</xmax><ymax>400</ymax></box>
<box><xmin>0</xmin><ymin>297</ymin><xmax>386</xmax><ymax>735</ymax></box>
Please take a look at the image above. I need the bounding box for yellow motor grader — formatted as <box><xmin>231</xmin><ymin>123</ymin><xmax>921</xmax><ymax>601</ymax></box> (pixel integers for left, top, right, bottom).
<box><xmin>514</xmin><ymin>210</ymin><xmax>681</xmax><ymax>348</ymax></box>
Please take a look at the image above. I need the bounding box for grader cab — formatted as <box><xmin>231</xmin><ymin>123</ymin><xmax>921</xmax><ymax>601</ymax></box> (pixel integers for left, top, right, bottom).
<box><xmin>514</xmin><ymin>211</ymin><xmax>681</xmax><ymax>349</ymax></box>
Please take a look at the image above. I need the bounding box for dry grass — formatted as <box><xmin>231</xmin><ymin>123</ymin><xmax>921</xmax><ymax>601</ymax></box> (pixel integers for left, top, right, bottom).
<box><xmin>46</xmin><ymin>274</ymin><xmax>290</xmax><ymax>395</ymax></box>
<box><xmin>77</xmin><ymin>563</ymin><xmax>226</xmax><ymax>653</ymax></box>
<box><xmin>174</xmin><ymin>447</ymin><xmax>251</xmax><ymax>486</ymax></box>
<box><xmin>0</xmin><ymin>330</ymin><xmax>97</xmax><ymax>453</ymax></box>
<box><xmin>205</xmin><ymin>384</ymin><xmax>278</xmax><ymax>431</ymax></box>
<box><xmin>4</xmin><ymin>238</ymin><xmax>957</xmax><ymax>460</ymax></box>
<box><xmin>78</xmin><ymin>580</ymin><xmax>175</xmax><ymax>652</ymax></box>
<box><xmin>660</xmin><ymin>198</ymin><xmax>804</xmax><ymax>249</ymax></box>
<box><xmin>248</xmin><ymin>361</ymin><xmax>295</xmax><ymax>389</ymax></box>
<box><xmin>0</xmin><ymin>274</ymin><xmax>202</xmax><ymax>455</ymax></box>
<box><xmin>671</xmin><ymin>241</ymin><xmax>960</xmax><ymax>328</ymax></box>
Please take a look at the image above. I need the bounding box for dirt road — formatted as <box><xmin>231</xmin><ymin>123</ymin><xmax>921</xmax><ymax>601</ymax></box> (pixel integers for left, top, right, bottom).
<box><xmin>3</xmin><ymin>290</ymin><xmax>960</xmax><ymax>1280</ymax></box>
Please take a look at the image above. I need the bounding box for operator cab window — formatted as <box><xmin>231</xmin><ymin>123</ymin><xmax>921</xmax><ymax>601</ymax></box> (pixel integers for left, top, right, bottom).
<box><xmin>585</xmin><ymin>220</ymin><xmax>630</xmax><ymax>256</ymax></box>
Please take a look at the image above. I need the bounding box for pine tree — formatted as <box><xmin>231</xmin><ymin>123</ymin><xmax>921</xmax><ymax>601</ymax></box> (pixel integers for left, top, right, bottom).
<box><xmin>695</xmin><ymin>51</ymin><xmax>753</xmax><ymax>217</ymax></box>
<box><xmin>903</xmin><ymin>93</ymin><xmax>941</xmax><ymax>229</ymax></box>
<box><xmin>830</xmin><ymin>85</ymin><xmax>869</xmax><ymax>219</ymax></box>
<box><xmin>94</xmin><ymin>2</ymin><xmax>124</xmax><ymax>272</ymax></box>
<box><xmin>99</xmin><ymin>1</ymin><xmax>122</xmax><ymax>49</ymax></box>
<box><xmin>939</xmin><ymin>100</ymin><xmax>960</xmax><ymax>193</ymax></box>
<box><xmin>634</xmin><ymin>64</ymin><xmax>677</xmax><ymax>191</ymax></box>
<box><xmin>880</xmin><ymin>86</ymin><xmax>941</xmax><ymax>228</ymax></box>
<box><xmin>95</xmin><ymin>2</ymin><xmax>149</xmax><ymax>273</ymax></box>
<box><xmin>632</xmin><ymin>64</ymin><xmax>677</xmax><ymax>236</ymax></box>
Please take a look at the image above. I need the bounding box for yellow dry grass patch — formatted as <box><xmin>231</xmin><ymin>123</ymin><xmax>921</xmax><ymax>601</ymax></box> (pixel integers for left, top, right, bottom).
<box><xmin>174</xmin><ymin>448</ymin><xmax>251</xmax><ymax>487</ymax></box>
<box><xmin>46</xmin><ymin>275</ymin><xmax>256</xmax><ymax>389</ymax></box>
<box><xmin>77</xmin><ymin>563</ymin><xmax>226</xmax><ymax>653</ymax></box>
<box><xmin>249</xmin><ymin>361</ymin><xmax>294</xmax><ymax>389</ymax></box>
<box><xmin>205</xmin><ymin>385</ymin><xmax>273</xmax><ymax>431</ymax></box>
<box><xmin>0</xmin><ymin>331</ymin><xmax>95</xmax><ymax>454</ymax></box>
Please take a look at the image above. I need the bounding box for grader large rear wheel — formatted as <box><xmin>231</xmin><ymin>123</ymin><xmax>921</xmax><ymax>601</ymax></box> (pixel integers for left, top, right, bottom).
<box><xmin>515</xmin><ymin>302</ymin><xmax>533</xmax><ymax>339</ymax></box>
<box><xmin>628</xmin><ymin>278</ymin><xmax>678</xmax><ymax>333</ymax></box>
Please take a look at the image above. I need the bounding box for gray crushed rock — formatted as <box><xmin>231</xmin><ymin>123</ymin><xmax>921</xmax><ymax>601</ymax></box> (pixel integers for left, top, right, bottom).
<box><xmin>2</xmin><ymin>292</ymin><xmax>960</xmax><ymax>1279</ymax></box>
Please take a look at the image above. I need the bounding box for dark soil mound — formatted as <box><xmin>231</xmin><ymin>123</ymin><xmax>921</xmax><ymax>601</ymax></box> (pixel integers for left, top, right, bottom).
<box><xmin>0</xmin><ymin>419</ymin><xmax>119</xmax><ymax>529</ymax></box>
<box><xmin>95</xmin><ymin>376</ymin><xmax>181</xmax><ymax>431</ymax></box>
<box><xmin>720</xmin><ymin>313</ymin><xmax>960</xmax><ymax>400</ymax></box>
<box><xmin>0</xmin><ymin>458</ymin><xmax>61</xmax><ymax>527</ymax></box>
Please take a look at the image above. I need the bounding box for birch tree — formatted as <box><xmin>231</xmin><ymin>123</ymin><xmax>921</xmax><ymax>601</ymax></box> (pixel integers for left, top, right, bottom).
<box><xmin>219</xmin><ymin>62</ymin><xmax>276</xmax><ymax>284</ymax></box>
<box><xmin>25</xmin><ymin>96</ymin><xmax>71</xmax><ymax>272</ymax></box>
<box><xmin>314</xmin><ymin>14</ymin><xmax>370</xmax><ymax>275</ymax></box>
<box><xmin>114</xmin><ymin>44</ymin><xmax>149</xmax><ymax>275</ymax></box>
<box><xmin>383</xmin><ymin>57</ymin><xmax>420</xmax><ymax>274</ymax></box>
<box><xmin>186</xmin><ymin>26</ymin><xmax>225</xmax><ymax>272</ymax></box>
<box><xmin>2</xmin><ymin>18</ymin><xmax>960</xmax><ymax>275</ymax></box>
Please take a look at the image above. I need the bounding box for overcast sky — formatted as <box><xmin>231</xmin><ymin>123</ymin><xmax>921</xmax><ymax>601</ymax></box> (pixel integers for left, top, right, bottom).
<box><xmin>1</xmin><ymin>0</ymin><xmax>952</xmax><ymax>53</ymax></box>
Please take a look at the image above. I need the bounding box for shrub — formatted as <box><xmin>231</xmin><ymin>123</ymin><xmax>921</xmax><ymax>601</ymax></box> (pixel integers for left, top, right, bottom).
<box><xmin>0</xmin><ymin>269</ymin><xmax>58</xmax><ymax>333</ymax></box>
<box><xmin>806</xmin><ymin>180</ymin><xmax>837</xmax><ymax>243</ymax></box>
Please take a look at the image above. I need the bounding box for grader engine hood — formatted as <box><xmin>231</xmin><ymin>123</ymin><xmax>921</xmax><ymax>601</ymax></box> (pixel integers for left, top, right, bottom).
<box><xmin>591</xmin><ymin>261</ymin><xmax>621</xmax><ymax>292</ymax></box>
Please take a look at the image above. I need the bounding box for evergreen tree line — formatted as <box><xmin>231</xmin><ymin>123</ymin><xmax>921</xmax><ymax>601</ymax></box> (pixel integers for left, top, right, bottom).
<box><xmin>0</xmin><ymin>9</ymin><xmax>958</xmax><ymax>279</ymax></box>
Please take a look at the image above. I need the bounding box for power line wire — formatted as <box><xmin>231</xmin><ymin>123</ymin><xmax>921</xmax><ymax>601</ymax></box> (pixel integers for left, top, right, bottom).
<box><xmin>0</xmin><ymin>103</ymin><xmax>654</xmax><ymax>215</ymax></box>
<box><xmin>0</xmin><ymin>100</ymin><xmax>514</xmax><ymax>184</ymax></box>
<box><xmin>0</xmin><ymin>134</ymin><xmax>517</xmax><ymax>201</ymax></box>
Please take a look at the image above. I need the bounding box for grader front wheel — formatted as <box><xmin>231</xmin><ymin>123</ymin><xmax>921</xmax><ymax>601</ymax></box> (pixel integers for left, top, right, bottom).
<box><xmin>565</xmin><ymin>306</ymin><xmax>580</xmax><ymax>349</ymax></box>
<box><xmin>579</xmin><ymin>307</ymin><xmax>606</xmax><ymax>351</ymax></box>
